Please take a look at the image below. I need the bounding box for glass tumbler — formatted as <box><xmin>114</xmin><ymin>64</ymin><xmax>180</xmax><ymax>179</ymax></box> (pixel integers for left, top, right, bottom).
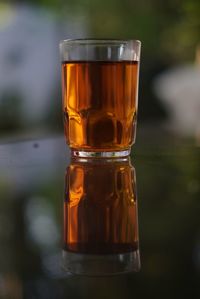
<box><xmin>60</xmin><ymin>39</ymin><xmax>141</xmax><ymax>158</ymax></box>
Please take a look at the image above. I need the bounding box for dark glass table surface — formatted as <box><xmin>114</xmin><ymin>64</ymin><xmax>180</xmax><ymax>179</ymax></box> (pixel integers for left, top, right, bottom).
<box><xmin>0</xmin><ymin>127</ymin><xmax>200</xmax><ymax>298</ymax></box>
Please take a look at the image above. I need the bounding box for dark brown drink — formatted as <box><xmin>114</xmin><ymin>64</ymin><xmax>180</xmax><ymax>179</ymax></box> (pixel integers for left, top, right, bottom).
<box><xmin>62</xmin><ymin>61</ymin><xmax>139</xmax><ymax>152</ymax></box>
<box><xmin>63</xmin><ymin>158</ymin><xmax>138</xmax><ymax>254</ymax></box>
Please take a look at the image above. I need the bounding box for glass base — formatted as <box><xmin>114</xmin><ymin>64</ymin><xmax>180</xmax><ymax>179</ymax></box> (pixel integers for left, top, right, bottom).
<box><xmin>62</xmin><ymin>250</ymin><xmax>140</xmax><ymax>276</ymax></box>
<box><xmin>71</xmin><ymin>149</ymin><xmax>131</xmax><ymax>158</ymax></box>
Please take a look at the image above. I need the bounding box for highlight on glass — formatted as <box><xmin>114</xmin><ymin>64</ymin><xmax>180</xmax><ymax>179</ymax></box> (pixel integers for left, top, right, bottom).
<box><xmin>60</xmin><ymin>39</ymin><xmax>141</xmax><ymax>158</ymax></box>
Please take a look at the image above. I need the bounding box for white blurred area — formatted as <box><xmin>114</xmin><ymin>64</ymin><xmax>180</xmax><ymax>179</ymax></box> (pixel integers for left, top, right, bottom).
<box><xmin>154</xmin><ymin>47</ymin><xmax>200</xmax><ymax>139</ymax></box>
<box><xmin>0</xmin><ymin>3</ymin><xmax>87</xmax><ymax>125</ymax></box>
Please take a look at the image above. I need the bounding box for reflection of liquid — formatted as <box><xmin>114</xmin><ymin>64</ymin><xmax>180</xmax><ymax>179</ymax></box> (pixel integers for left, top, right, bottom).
<box><xmin>63</xmin><ymin>157</ymin><xmax>140</xmax><ymax>275</ymax></box>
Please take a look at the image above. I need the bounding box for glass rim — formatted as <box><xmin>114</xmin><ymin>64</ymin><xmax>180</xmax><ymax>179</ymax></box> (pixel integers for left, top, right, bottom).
<box><xmin>60</xmin><ymin>38</ymin><xmax>141</xmax><ymax>46</ymax></box>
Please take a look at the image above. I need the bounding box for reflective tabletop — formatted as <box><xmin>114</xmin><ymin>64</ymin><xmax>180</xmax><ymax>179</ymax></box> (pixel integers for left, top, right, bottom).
<box><xmin>0</xmin><ymin>128</ymin><xmax>200</xmax><ymax>298</ymax></box>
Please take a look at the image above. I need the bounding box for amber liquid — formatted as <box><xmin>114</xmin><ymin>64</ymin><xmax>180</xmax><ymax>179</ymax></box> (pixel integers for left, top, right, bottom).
<box><xmin>64</xmin><ymin>159</ymin><xmax>138</xmax><ymax>254</ymax></box>
<box><xmin>62</xmin><ymin>61</ymin><xmax>139</xmax><ymax>151</ymax></box>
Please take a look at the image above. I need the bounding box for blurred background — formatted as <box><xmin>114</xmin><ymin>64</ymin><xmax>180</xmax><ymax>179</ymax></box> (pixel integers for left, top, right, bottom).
<box><xmin>0</xmin><ymin>0</ymin><xmax>200</xmax><ymax>298</ymax></box>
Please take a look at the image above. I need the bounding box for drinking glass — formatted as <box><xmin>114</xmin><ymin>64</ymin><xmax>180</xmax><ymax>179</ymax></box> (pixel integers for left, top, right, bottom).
<box><xmin>60</xmin><ymin>39</ymin><xmax>141</xmax><ymax>158</ymax></box>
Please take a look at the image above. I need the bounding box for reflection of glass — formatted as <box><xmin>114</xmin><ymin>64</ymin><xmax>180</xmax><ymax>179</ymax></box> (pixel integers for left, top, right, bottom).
<box><xmin>62</xmin><ymin>157</ymin><xmax>140</xmax><ymax>275</ymax></box>
<box><xmin>60</xmin><ymin>39</ymin><xmax>141</xmax><ymax>158</ymax></box>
